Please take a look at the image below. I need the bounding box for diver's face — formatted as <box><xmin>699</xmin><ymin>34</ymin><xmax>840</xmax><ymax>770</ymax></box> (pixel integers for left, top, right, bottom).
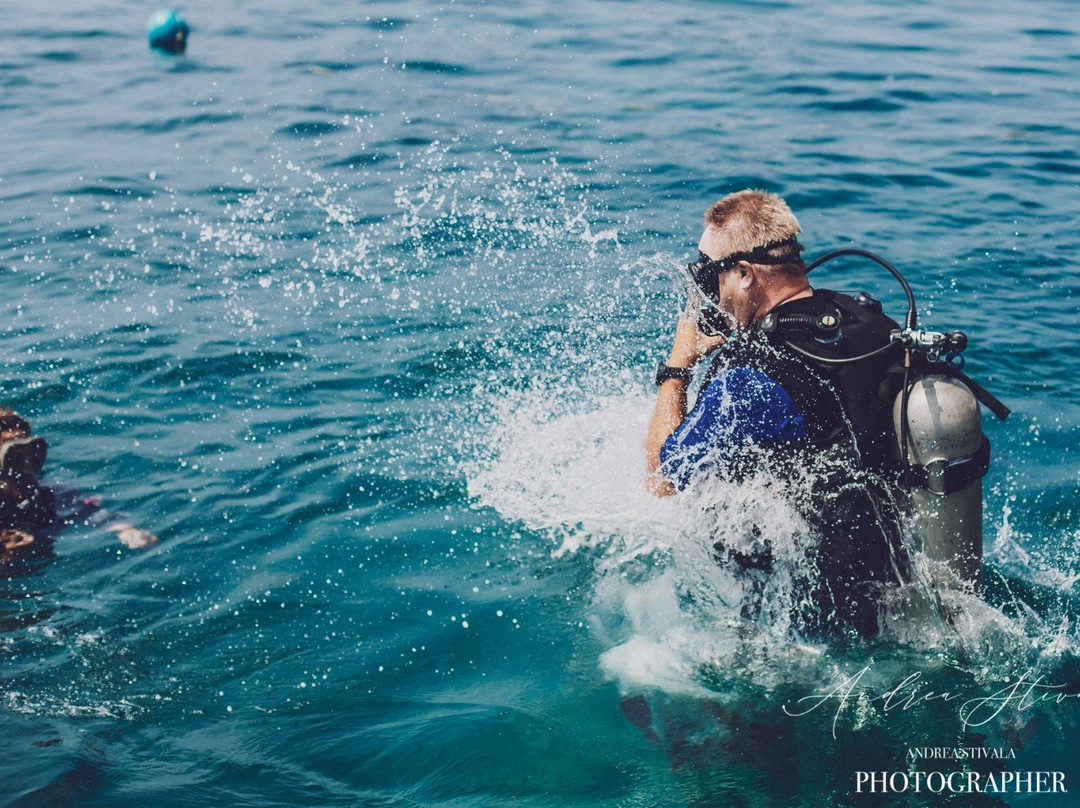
<box><xmin>0</xmin><ymin>429</ymin><xmax>28</xmax><ymax>444</ymax></box>
<box><xmin>697</xmin><ymin>225</ymin><xmax>755</xmax><ymax>329</ymax></box>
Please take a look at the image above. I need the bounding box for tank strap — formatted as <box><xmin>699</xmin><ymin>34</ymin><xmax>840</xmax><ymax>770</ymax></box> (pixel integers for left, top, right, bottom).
<box><xmin>906</xmin><ymin>435</ymin><xmax>991</xmax><ymax>495</ymax></box>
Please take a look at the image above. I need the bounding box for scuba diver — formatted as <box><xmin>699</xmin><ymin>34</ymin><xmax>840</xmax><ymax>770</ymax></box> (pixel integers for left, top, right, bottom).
<box><xmin>645</xmin><ymin>189</ymin><xmax>1008</xmax><ymax>638</ymax></box>
<box><xmin>0</xmin><ymin>407</ymin><xmax>157</xmax><ymax>564</ymax></box>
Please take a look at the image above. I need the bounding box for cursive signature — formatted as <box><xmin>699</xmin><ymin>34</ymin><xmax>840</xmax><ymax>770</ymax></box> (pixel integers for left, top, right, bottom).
<box><xmin>782</xmin><ymin>667</ymin><xmax>1080</xmax><ymax>738</ymax></box>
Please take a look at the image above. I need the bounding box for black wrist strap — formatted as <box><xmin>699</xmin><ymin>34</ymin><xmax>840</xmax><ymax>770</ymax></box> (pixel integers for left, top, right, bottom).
<box><xmin>655</xmin><ymin>362</ymin><xmax>693</xmax><ymax>386</ymax></box>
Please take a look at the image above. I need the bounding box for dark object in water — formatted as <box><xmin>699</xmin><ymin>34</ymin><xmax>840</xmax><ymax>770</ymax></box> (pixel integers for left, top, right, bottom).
<box><xmin>0</xmin><ymin>436</ymin><xmax>47</xmax><ymax>476</ymax></box>
<box><xmin>147</xmin><ymin>9</ymin><xmax>190</xmax><ymax>55</ymax></box>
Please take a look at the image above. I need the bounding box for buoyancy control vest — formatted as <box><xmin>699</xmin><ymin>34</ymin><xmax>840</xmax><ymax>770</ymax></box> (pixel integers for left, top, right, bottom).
<box><xmin>757</xmin><ymin>288</ymin><xmax>905</xmax><ymax>475</ymax></box>
<box><xmin>779</xmin><ymin>249</ymin><xmax>1010</xmax><ymax>586</ymax></box>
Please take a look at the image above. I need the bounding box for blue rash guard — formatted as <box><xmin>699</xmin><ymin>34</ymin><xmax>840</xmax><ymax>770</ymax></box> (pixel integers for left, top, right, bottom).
<box><xmin>660</xmin><ymin>365</ymin><xmax>808</xmax><ymax>490</ymax></box>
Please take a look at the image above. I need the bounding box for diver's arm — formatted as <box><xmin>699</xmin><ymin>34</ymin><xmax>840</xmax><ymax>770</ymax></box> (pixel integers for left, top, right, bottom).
<box><xmin>646</xmin><ymin>318</ymin><xmax>725</xmax><ymax>496</ymax></box>
<box><xmin>646</xmin><ymin>375</ymin><xmax>689</xmax><ymax>496</ymax></box>
<box><xmin>52</xmin><ymin>484</ymin><xmax>159</xmax><ymax>549</ymax></box>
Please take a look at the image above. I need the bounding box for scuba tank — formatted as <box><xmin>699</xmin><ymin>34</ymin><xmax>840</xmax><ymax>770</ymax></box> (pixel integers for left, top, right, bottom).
<box><xmin>791</xmin><ymin>249</ymin><xmax>1011</xmax><ymax>586</ymax></box>
<box><xmin>894</xmin><ymin>374</ymin><xmax>987</xmax><ymax>583</ymax></box>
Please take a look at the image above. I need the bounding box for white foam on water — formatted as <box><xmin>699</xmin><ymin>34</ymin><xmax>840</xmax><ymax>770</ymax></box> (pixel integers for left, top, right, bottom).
<box><xmin>468</xmin><ymin>390</ymin><xmax>668</xmax><ymax>556</ymax></box>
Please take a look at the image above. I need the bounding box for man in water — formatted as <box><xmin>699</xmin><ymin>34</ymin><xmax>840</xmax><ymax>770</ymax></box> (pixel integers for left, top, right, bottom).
<box><xmin>645</xmin><ymin>190</ymin><xmax>907</xmax><ymax>638</ymax></box>
<box><xmin>0</xmin><ymin>407</ymin><xmax>157</xmax><ymax>562</ymax></box>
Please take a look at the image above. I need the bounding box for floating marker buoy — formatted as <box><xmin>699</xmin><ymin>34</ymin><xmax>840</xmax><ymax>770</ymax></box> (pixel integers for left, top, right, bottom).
<box><xmin>147</xmin><ymin>9</ymin><xmax>189</xmax><ymax>55</ymax></box>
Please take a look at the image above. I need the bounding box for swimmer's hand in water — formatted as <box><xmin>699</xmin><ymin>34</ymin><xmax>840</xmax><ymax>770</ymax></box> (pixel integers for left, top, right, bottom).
<box><xmin>110</xmin><ymin>522</ymin><xmax>159</xmax><ymax>550</ymax></box>
<box><xmin>0</xmin><ymin>529</ymin><xmax>35</xmax><ymax>562</ymax></box>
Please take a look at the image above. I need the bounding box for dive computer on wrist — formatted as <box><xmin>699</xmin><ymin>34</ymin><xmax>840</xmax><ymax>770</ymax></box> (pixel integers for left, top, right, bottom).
<box><xmin>654</xmin><ymin>362</ymin><xmax>693</xmax><ymax>386</ymax></box>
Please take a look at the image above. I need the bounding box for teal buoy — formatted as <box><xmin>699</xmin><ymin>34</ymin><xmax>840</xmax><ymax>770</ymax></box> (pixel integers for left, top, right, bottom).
<box><xmin>147</xmin><ymin>9</ymin><xmax>189</xmax><ymax>55</ymax></box>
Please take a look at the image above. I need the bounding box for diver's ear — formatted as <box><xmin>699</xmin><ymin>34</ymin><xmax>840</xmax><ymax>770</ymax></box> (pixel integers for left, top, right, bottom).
<box><xmin>734</xmin><ymin>260</ymin><xmax>756</xmax><ymax>289</ymax></box>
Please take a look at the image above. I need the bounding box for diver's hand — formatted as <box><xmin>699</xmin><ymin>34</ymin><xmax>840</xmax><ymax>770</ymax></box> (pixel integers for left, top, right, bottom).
<box><xmin>667</xmin><ymin>315</ymin><xmax>726</xmax><ymax>368</ymax></box>
<box><xmin>111</xmin><ymin>523</ymin><xmax>159</xmax><ymax>550</ymax></box>
<box><xmin>0</xmin><ymin>529</ymin><xmax>34</xmax><ymax>562</ymax></box>
<box><xmin>646</xmin><ymin>313</ymin><xmax>726</xmax><ymax>498</ymax></box>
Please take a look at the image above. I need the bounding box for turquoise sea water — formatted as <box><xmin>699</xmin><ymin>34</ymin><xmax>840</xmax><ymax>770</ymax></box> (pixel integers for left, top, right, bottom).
<box><xmin>3</xmin><ymin>1</ymin><xmax>1080</xmax><ymax>805</ymax></box>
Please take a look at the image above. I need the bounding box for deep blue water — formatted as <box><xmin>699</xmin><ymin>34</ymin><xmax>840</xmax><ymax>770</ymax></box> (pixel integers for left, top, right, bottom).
<box><xmin>2</xmin><ymin>1</ymin><xmax>1080</xmax><ymax>805</ymax></box>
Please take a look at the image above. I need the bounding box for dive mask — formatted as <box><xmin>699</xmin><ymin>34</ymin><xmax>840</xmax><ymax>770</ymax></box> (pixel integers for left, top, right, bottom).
<box><xmin>0</xmin><ymin>437</ymin><xmax>47</xmax><ymax>476</ymax></box>
<box><xmin>679</xmin><ymin>258</ymin><xmax>731</xmax><ymax>338</ymax></box>
<box><xmin>683</xmin><ymin>236</ymin><xmax>805</xmax><ymax>337</ymax></box>
<box><xmin>686</xmin><ymin>237</ymin><xmax>806</xmax><ymax>302</ymax></box>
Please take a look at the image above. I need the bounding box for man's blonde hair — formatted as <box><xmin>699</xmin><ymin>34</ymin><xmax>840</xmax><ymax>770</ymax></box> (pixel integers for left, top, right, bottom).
<box><xmin>704</xmin><ymin>190</ymin><xmax>804</xmax><ymax>272</ymax></box>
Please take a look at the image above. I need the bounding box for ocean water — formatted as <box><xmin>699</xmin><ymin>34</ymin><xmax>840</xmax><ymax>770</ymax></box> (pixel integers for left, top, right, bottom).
<box><xmin>2</xmin><ymin>0</ymin><xmax>1080</xmax><ymax>805</ymax></box>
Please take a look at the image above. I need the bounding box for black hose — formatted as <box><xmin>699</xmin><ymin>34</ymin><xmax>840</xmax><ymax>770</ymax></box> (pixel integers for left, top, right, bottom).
<box><xmin>806</xmin><ymin>248</ymin><xmax>918</xmax><ymax>331</ymax></box>
<box><xmin>781</xmin><ymin>339</ymin><xmax>903</xmax><ymax>366</ymax></box>
<box><xmin>900</xmin><ymin>352</ymin><xmax>913</xmax><ymax>491</ymax></box>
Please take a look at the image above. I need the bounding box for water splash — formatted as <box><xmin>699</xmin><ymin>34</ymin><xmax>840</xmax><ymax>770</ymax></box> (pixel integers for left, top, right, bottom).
<box><xmin>467</xmin><ymin>350</ymin><xmax>1080</xmax><ymax>711</ymax></box>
